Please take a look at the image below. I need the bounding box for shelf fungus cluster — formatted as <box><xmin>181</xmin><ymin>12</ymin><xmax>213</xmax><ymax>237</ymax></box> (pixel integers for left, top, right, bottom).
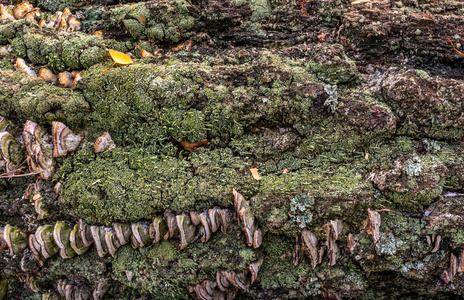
<box><xmin>14</xmin><ymin>60</ymin><xmax>83</xmax><ymax>88</ymax></box>
<box><xmin>39</xmin><ymin>68</ymin><xmax>82</xmax><ymax>88</ymax></box>
<box><xmin>23</xmin><ymin>120</ymin><xmax>55</xmax><ymax>180</ymax></box>
<box><xmin>0</xmin><ymin>225</ymin><xmax>28</xmax><ymax>256</ymax></box>
<box><xmin>364</xmin><ymin>208</ymin><xmax>381</xmax><ymax>244</ymax></box>
<box><xmin>193</xmin><ymin>258</ymin><xmax>263</xmax><ymax>300</ymax></box>
<box><xmin>52</xmin><ymin>121</ymin><xmax>82</xmax><ymax>157</ymax></box>
<box><xmin>24</xmin><ymin>120</ymin><xmax>82</xmax><ymax>179</ymax></box>
<box><xmin>0</xmin><ymin>1</ymin><xmax>39</xmax><ymax>23</ymax></box>
<box><xmin>441</xmin><ymin>251</ymin><xmax>464</xmax><ymax>284</ymax></box>
<box><xmin>39</xmin><ymin>279</ymin><xmax>110</xmax><ymax>300</ymax></box>
<box><xmin>44</xmin><ymin>7</ymin><xmax>81</xmax><ymax>32</ymax></box>
<box><xmin>299</xmin><ymin>221</ymin><xmax>344</xmax><ymax>268</ymax></box>
<box><xmin>426</xmin><ymin>234</ymin><xmax>442</xmax><ymax>253</ymax></box>
<box><xmin>324</xmin><ymin>220</ymin><xmax>343</xmax><ymax>266</ymax></box>
<box><xmin>0</xmin><ymin>2</ymin><xmax>81</xmax><ymax>31</ymax></box>
<box><xmin>4</xmin><ymin>207</ymin><xmax>234</xmax><ymax>266</ymax></box>
<box><xmin>0</xmin><ymin>131</ymin><xmax>23</xmax><ymax>175</ymax></box>
<box><xmin>94</xmin><ymin>132</ymin><xmax>116</xmax><ymax>153</ymax></box>
<box><xmin>232</xmin><ymin>189</ymin><xmax>263</xmax><ymax>248</ymax></box>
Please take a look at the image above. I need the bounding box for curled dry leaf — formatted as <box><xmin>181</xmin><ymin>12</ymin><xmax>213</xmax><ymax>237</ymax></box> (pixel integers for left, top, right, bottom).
<box><xmin>178</xmin><ymin>138</ymin><xmax>209</xmax><ymax>151</ymax></box>
<box><xmin>250</xmin><ymin>168</ymin><xmax>262</xmax><ymax>180</ymax></box>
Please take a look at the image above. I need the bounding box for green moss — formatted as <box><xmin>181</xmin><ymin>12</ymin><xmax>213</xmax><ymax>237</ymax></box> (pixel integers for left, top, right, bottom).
<box><xmin>0</xmin><ymin>19</ymin><xmax>32</xmax><ymax>46</ymax></box>
<box><xmin>5</xmin><ymin>278</ymin><xmax>41</xmax><ymax>300</ymax></box>
<box><xmin>35</xmin><ymin>0</ymin><xmax>86</xmax><ymax>12</ymax></box>
<box><xmin>447</xmin><ymin>228</ymin><xmax>464</xmax><ymax>247</ymax></box>
<box><xmin>44</xmin><ymin>249</ymin><xmax>108</xmax><ymax>283</ymax></box>
<box><xmin>123</xmin><ymin>19</ymin><xmax>147</xmax><ymax>40</ymax></box>
<box><xmin>105</xmin><ymin>0</ymin><xmax>196</xmax><ymax>43</ymax></box>
<box><xmin>306</xmin><ymin>43</ymin><xmax>358</xmax><ymax>85</ymax></box>
<box><xmin>146</xmin><ymin>24</ymin><xmax>165</xmax><ymax>41</ymax></box>
<box><xmin>0</xmin><ymin>278</ymin><xmax>6</xmax><ymax>299</ymax></box>
<box><xmin>62</xmin><ymin>35</ymin><xmax>106</xmax><ymax>70</ymax></box>
<box><xmin>0</xmin><ymin>71</ymin><xmax>89</xmax><ymax>127</ymax></box>
<box><xmin>249</xmin><ymin>0</ymin><xmax>272</xmax><ymax>21</ymax></box>
<box><xmin>57</xmin><ymin>146</ymin><xmax>257</xmax><ymax>224</ymax></box>
<box><xmin>111</xmin><ymin>223</ymin><xmax>256</xmax><ymax>298</ymax></box>
<box><xmin>10</xmin><ymin>29</ymin><xmax>130</xmax><ymax>72</ymax></box>
<box><xmin>260</xmin><ymin>236</ymin><xmax>311</xmax><ymax>291</ymax></box>
<box><xmin>79</xmin><ymin>46</ymin><xmax>108</xmax><ymax>69</ymax></box>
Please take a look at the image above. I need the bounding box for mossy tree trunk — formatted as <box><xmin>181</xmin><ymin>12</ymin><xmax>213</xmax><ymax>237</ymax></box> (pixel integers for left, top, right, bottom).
<box><xmin>1</xmin><ymin>0</ymin><xmax>464</xmax><ymax>299</ymax></box>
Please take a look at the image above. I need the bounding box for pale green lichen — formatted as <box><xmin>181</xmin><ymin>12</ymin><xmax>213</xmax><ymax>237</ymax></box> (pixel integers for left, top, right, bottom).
<box><xmin>324</xmin><ymin>85</ymin><xmax>339</xmax><ymax>112</ymax></box>
<box><xmin>402</xmin><ymin>154</ymin><xmax>423</xmax><ymax>177</ymax></box>
<box><xmin>375</xmin><ymin>232</ymin><xmax>403</xmax><ymax>256</ymax></box>
<box><xmin>288</xmin><ymin>191</ymin><xmax>314</xmax><ymax>228</ymax></box>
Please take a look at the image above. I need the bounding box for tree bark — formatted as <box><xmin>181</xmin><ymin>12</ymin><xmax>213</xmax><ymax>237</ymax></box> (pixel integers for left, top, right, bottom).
<box><xmin>1</xmin><ymin>0</ymin><xmax>464</xmax><ymax>299</ymax></box>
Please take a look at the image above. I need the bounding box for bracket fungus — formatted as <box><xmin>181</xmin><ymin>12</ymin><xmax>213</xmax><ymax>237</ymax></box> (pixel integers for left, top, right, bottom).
<box><xmin>70</xmin><ymin>224</ymin><xmax>90</xmax><ymax>255</ymax></box>
<box><xmin>38</xmin><ymin>68</ymin><xmax>58</xmax><ymax>85</ymax></box>
<box><xmin>53</xmin><ymin>222</ymin><xmax>76</xmax><ymax>259</ymax></box>
<box><xmin>365</xmin><ymin>209</ymin><xmax>381</xmax><ymax>244</ymax></box>
<box><xmin>0</xmin><ymin>131</ymin><xmax>24</xmax><ymax>174</ymax></box>
<box><xmin>194</xmin><ymin>259</ymin><xmax>263</xmax><ymax>299</ymax></box>
<box><xmin>430</xmin><ymin>234</ymin><xmax>442</xmax><ymax>253</ymax></box>
<box><xmin>52</xmin><ymin>121</ymin><xmax>82</xmax><ymax>157</ymax></box>
<box><xmin>233</xmin><ymin>189</ymin><xmax>263</xmax><ymax>248</ymax></box>
<box><xmin>324</xmin><ymin>220</ymin><xmax>343</xmax><ymax>266</ymax></box>
<box><xmin>0</xmin><ymin>4</ymin><xmax>14</xmax><ymax>21</ymax></box>
<box><xmin>57</xmin><ymin>279</ymin><xmax>92</xmax><ymax>300</ymax></box>
<box><xmin>441</xmin><ymin>253</ymin><xmax>459</xmax><ymax>284</ymax></box>
<box><xmin>14</xmin><ymin>58</ymin><xmax>37</xmax><ymax>77</ymax></box>
<box><xmin>347</xmin><ymin>233</ymin><xmax>356</xmax><ymax>254</ymax></box>
<box><xmin>176</xmin><ymin>214</ymin><xmax>197</xmax><ymax>250</ymax></box>
<box><xmin>2</xmin><ymin>225</ymin><xmax>28</xmax><ymax>256</ymax></box>
<box><xmin>94</xmin><ymin>132</ymin><xmax>116</xmax><ymax>153</ymax></box>
<box><xmin>33</xmin><ymin>193</ymin><xmax>49</xmax><ymax>220</ymax></box>
<box><xmin>301</xmin><ymin>229</ymin><xmax>319</xmax><ymax>269</ymax></box>
<box><xmin>23</xmin><ymin>121</ymin><xmax>54</xmax><ymax>180</ymax></box>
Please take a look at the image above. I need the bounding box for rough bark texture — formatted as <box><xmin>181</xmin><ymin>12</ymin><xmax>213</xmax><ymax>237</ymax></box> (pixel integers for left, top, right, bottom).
<box><xmin>1</xmin><ymin>0</ymin><xmax>464</xmax><ymax>299</ymax></box>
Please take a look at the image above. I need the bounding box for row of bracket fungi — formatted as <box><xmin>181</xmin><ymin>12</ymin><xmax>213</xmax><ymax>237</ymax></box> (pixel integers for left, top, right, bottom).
<box><xmin>297</xmin><ymin>208</ymin><xmax>453</xmax><ymax>286</ymax></box>
<box><xmin>1</xmin><ymin>1</ymin><xmax>83</xmax><ymax>86</ymax></box>
<box><xmin>0</xmin><ymin>1</ymin><xmax>81</xmax><ymax>31</ymax></box>
<box><xmin>0</xmin><ymin>118</ymin><xmax>115</xmax><ymax>180</ymax></box>
<box><xmin>24</xmin><ymin>258</ymin><xmax>264</xmax><ymax>300</ymax></box>
<box><xmin>0</xmin><ymin>191</ymin><xmax>264</xmax><ymax>265</ymax></box>
<box><xmin>15</xmin><ymin>275</ymin><xmax>109</xmax><ymax>300</ymax></box>
<box><xmin>232</xmin><ymin>189</ymin><xmax>262</xmax><ymax>249</ymax></box>
<box><xmin>14</xmin><ymin>56</ymin><xmax>82</xmax><ymax>87</ymax></box>
<box><xmin>441</xmin><ymin>250</ymin><xmax>464</xmax><ymax>284</ymax></box>
<box><xmin>0</xmin><ymin>207</ymin><xmax>234</xmax><ymax>266</ymax></box>
<box><xmin>44</xmin><ymin>279</ymin><xmax>109</xmax><ymax>300</ymax></box>
<box><xmin>298</xmin><ymin>219</ymin><xmax>344</xmax><ymax>269</ymax></box>
<box><xmin>0</xmin><ymin>192</ymin><xmax>263</xmax><ymax>299</ymax></box>
<box><xmin>191</xmin><ymin>258</ymin><xmax>263</xmax><ymax>300</ymax></box>
<box><xmin>298</xmin><ymin>208</ymin><xmax>438</xmax><ymax>269</ymax></box>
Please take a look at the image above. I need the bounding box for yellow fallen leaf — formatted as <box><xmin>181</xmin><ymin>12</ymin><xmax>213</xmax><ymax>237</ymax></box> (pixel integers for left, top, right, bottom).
<box><xmin>283</xmin><ymin>168</ymin><xmax>288</xmax><ymax>174</ymax></box>
<box><xmin>108</xmin><ymin>49</ymin><xmax>133</xmax><ymax>65</ymax></box>
<box><xmin>103</xmin><ymin>49</ymin><xmax>134</xmax><ymax>72</ymax></box>
<box><xmin>250</xmin><ymin>168</ymin><xmax>262</xmax><ymax>180</ymax></box>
